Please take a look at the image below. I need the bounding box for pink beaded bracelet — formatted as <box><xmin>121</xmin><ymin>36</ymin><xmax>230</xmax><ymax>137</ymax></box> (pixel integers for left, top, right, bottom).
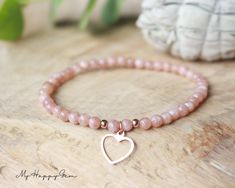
<box><xmin>39</xmin><ymin>57</ymin><xmax>208</xmax><ymax>165</ymax></box>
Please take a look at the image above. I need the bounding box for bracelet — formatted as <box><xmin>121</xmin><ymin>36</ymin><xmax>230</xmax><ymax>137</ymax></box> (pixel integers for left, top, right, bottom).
<box><xmin>39</xmin><ymin>57</ymin><xmax>208</xmax><ymax>165</ymax></box>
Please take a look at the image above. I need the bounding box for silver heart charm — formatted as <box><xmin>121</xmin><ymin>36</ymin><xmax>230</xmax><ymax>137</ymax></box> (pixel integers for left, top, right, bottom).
<box><xmin>101</xmin><ymin>131</ymin><xmax>135</xmax><ymax>165</ymax></box>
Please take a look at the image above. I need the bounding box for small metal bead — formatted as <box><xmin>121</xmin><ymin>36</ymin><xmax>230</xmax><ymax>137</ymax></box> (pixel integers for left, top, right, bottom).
<box><xmin>119</xmin><ymin>121</ymin><xmax>124</xmax><ymax>133</ymax></box>
<box><xmin>132</xmin><ymin>119</ymin><xmax>139</xmax><ymax>128</ymax></box>
<box><xmin>100</xmin><ymin>120</ymin><xmax>108</xmax><ymax>129</ymax></box>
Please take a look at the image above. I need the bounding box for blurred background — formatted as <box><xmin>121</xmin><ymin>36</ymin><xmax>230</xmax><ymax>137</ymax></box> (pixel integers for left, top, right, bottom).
<box><xmin>1</xmin><ymin>0</ymin><xmax>235</xmax><ymax>62</ymax></box>
<box><xmin>0</xmin><ymin>0</ymin><xmax>141</xmax><ymax>39</ymax></box>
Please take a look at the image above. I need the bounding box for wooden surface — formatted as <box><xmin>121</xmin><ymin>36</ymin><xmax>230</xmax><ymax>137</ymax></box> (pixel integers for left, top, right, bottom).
<box><xmin>0</xmin><ymin>23</ymin><xmax>235</xmax><ymax>188</ymax></box>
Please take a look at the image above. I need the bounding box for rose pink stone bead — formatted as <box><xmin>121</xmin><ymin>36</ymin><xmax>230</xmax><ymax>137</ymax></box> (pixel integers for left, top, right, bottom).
<box><xmin>186</xmin><ymin>71</ymin><xmax>194</xmax><ymax>79</ymax></box>
<box><xmin>139</xmin><ymin>117</ymin><xmax>152</xmax><ymax>130</ymax></box>
<box><xmin>117</xmin><ymin>56</ymin><xmax>125</xmax><ymax>67</ymax></box>
<box><xmin>168</xmin><ymin>108</ymin><xmax>180</xmax><ymax>121</ymax></box>
<box><xmin>107</xmin><ymin>120</ymin><xmax>120</xmax><ymax>133</ymax></box>
<box><xmin>135</xmin><ymin>59</ymin><xmax>144</xmax><ymax>69</ymax></box>
<box><xmin>59</xmin><ymin>109</ymin><xmax>69</xmax><ymax>122</ymax></box>
<box><xmin>171</xmin><ymin>64</ymin><xmax>178</xmax><ymax>73</ymax></box>
<box><xmin>68</xmin><ymin>112</ymin><xmax>79</xmax><ymax>124</ymax></box>
<box><xmin>126</xmin><ymin>58</ymin><xmax>134</xmax><ymax>68</ymax></box>
<box><xmin>144</xmin><ymin>61</ymin><xmax>153</xmax><ymax>69</ymax></box>
<box><xmin>72</xmin><ymin>63</ymin><xmax>82</xmax><ymax>73</ymax></box>
<box><xmin>107</xmin><ymin>57</ymin><xmax>116</xmax><ymax>67</ymax></box>
<box><xmin>63</xmin><ymin>68</ymin><xmax>76</xmax><ymax>80</ymax></box>
<box><xmin>162</xmin><ymin>63</ymin><xmax>171</xmax><ymax>72</ymax></box>
<box><xmin>161</xmin><ymin>112</ymin><xmax>173</xmax><ymax>125</ymax></box>
<box><xmin>197</xmin><ymin>85</ymin><xmax>208</xmax><ymax>91</ymax></box>
<box><xmin>57</xmin><ymin>72</ymin><xmax>67</xmax><ymax>84</ymax></box>
<box><xmin>178</xmin><ymin>104</ymin><xmax>189</xmax><ymax>117</ymax></box>
<box><xmin>184</xmin><ymin>101</ymin><xmax>195</xmax><ymax>112</ymax></box>
<box><xmin>121</xmin><ymin>119</ymin><xmax>133</xmax><ymax>132</ymax></box>
<box><xmin>44</xmin><ymin>103</ymin><xmax>55</xmax><ymax>114</ymax></box>
<box><xmin>178</xmin><ymin>66</ymin><xmax>188</xmax><ymax>76</ymax></box>
<box><xmin>193</xmin><ymin>92</ymin><xmax>204</xmax><ymax>102</ymax></box>
<box><xmin>79</xmin><ymin>113</ymin><xmax>90</xmax><ymax>126</ymax></box>
<box><xmin>98</xmin><ymin>58</ymin><xmax>107</xmax><ymax>68</ymax></box>
<box><xmin>89</xmin><ymin>59</ymin><xmax>99</xmax><ymax>69</ymax></box>
<box><xmin>39</xmin><ymin>94</ymin><xmax>48</xmax><ymax>102</ymax></box>
<box><xmin>151</xmin><ymin>115</ymin><xmax>163</xmax><ymax>128</ymax></box>
<box><xmin>39</xmin><ymin>88</ymin><xmax>47</xmax><ymax>96</ymax></box>
<box><xmin>80</xmin><ymin>61</ymin><xmax>89</xmax><ymax>70</ymax></box>
<box><xmin>188</xmin><ymin>96</ymin><xmax>200</xmax><ymax>106</ymax></box>
<box><xmin>42</xmin><ymin>82</ymin><xmax>54</xmax><ymax>95</ymax></box>
<box><xmin>89</xmin><ymin>116</ymin><xmax>101</xmax><ymax>129</ymax></box>
<box><xmin>197</xmin><ymin>90</ymin><xmax>207</xmax><ymax>99</ymax></box>
<box><xmin>53</xmin><ymin>105</ymin><xmax>62</xmax><ymax>117</ymax></box>
<box><xmin>42</xmin><ymin>98</ymin><xmax>52</xmax><ymax>107</ymax></box>
<box><xmin>153</xmin><ymin>62</ymin><xmax>163</xmax><ymax>71</ymax></box>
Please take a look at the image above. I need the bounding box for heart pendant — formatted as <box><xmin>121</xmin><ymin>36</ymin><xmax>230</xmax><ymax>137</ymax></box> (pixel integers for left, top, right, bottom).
<box><xmin>101</xmin><ymin>131</ymin><xmax>135</xmax><ymax>165</ymax></box>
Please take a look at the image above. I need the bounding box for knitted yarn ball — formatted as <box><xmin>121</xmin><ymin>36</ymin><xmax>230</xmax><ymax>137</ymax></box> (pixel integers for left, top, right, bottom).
<box><xmin>137</xmin><ymin>0</ymin><xmax>235</xmax><ymax>61</ymax></box>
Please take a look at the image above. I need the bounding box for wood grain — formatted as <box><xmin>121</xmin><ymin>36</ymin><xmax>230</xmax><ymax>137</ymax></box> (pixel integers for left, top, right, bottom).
<box><xmin>0</xmin><ymin>23</ymin><xmax>235</xmax><ymax>188</ymax></box>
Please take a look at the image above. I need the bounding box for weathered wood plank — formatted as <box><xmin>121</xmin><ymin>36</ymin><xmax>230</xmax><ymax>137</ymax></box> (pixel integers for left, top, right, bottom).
<box><xmin>0</xmin><ymin>24</ymin><xmax>234</xmax><ymax>188</ymax></box>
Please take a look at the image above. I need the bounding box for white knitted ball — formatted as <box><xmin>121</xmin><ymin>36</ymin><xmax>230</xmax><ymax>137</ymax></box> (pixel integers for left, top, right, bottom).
<box><xmin>137</xmin><ymin>0</ymin><xmax>235</xmax><ymax>61</ymax></box>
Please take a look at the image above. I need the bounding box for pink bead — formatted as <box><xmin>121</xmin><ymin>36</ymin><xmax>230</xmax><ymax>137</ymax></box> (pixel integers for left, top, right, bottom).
<box><xmin>126</xmin><ymin>58</ymin><xmax>134</xmax><ymax>68</ymax></box>
<box><xmin>80</xmin><ymin>61</ymin><xmax>89</xmax><ymax>70</ymax></box>
<box><xmin>178</xmin><ymin>104</ymin><xmax>189</xmax><ymax>117</ymax></box>
<box><xmin>197</xmin><ymin>80</ymin><xmax>208</xmax><ymax>87</ymax></box>
<box><xmin>144</xmin><ymin>61</ymin><xmax>153</xmax><ymax>69</ymax></box>
<box><xmin>151</xmin><ymin>115</ymin><xmax>163</xmax><ymax>128</ymax></box>
<box><xmin>59</xmin><ymin>109</ymin><xmax>69</xmax><ymax>122</ymax></box>
<box><xmin>193</xmin><ymin>74</ymin><xmax>202</xmax><ymax>81</ymax></box>
<box><xmin>197</xmin><ymin>90</ymin><xmax>207</xmax><ymax>99</ymax></box>
<box><xmin>161</xmin><ymin>112</ymin><xmax>173</xmax><ymax>125</ymax></box>
<box><xmin>47</xmin><ymin>78</ymin><xmax>60</xmax><ymax>88</ymax></box>
<box><xmin>98</xmin><ymin>58</ymin><xmax>107</xmax><ymax>68</ymax></box>
<box><xmin>121</xmin><ymin>119</ymin><xmax>133</xmax><ymax>132</ymax></box>
<box><xmin>79</xmin><ymin>113</ymin><xmax>90</xmax><ymax>126</ymax></box>
<box><xmin>139</xmin><ymin>117</ymin><xmax>152</xmax><ymax>130</ymax></box>
<box><xmin>53</xmin><ymin>105</ymin><xmax>62</xmax><ymax>117</ymax></box>
<box><xmin>47</xmin><ymin>76</ymin><xmax>60</xmax><ymax>88</ymax></box>
<box><xmin>178</xmin><ymin>66</ymin><xmax>188</xmax><ymax>76</ymax></box>
<box><xmin>42</xmin><ymin>98</ymin><xmax>51</xmax><ymax>106</ymax></box>
<box><xmin>44</xmin><ymin>103</ymin><xmax>55</xmax><ymax>114</ymax></box>
<box><xmin>63</xmin><ymin>67</ymin><xmax>76</xmax><ymax>79</ymax></box>
<box><xmin>162</xmin><ymin>63</ymin><xmax>171</xmax><ymax>72</ymax></box>
<box><xmin>58</xmin><ymin>71</ymin><xmax>68</xmax><ymax>82</ymax></box>
<box><xmin>117</xmin><ymin>56</ymin><xmax>125</xmax><ymax>67</ymax></box>
<box><xmin>135</xmin><ymin>59</ymin><xmax>144</xmax><ymax>69</ymax></box>
<box><xmin>184</xmin><ymin>101</ymin><xmax>195</xmax><ymax>112</ymax></box>
<box><xmin>107</xmin><ymin>57</ymin><xmax>116</xmax><ymax>68</ymax></box>
<box><xmin>197</xmin><ymin>85</ymin><xmax>208</xmax><ymax>91</ymax></box>
<box><xmin>188</xmin><ymin>96</ymin><xmax>200</xmax><ymax>107</ymax></box>
<box><xmin>42</xmin><ymin>98</ymin><xmax>53</xmax><ymax>106</ymax></box>
<box><xmin>89</xmin><ymin>116</ymin><xmax>101</xmax><ymax>129</ymax></box>
<box><xmin>68</xmin><ymin>112</ymin><xmax>79</xmax><ymax>124</ymax></box>
<box><xmin>107</xmin><ymin>120</ymin><xmax>120</xmax><ymax>133</ymax></box>
<box><xmin>42</xmin><ymin>82</ymin><xmax>54</xmax><ymax>95</ymax></box>
<box><xmin>39</xmin><ymin>88</ymin><xmax>47</xmax><ymax>96</ymax></box>
<box><xmin>186</xmin><ymin>71</ymin><xmax>194</xmax><ymax>79</ymax></box>
<box><xmin>193</xmin><ymin>92</ymin><xmax>204</xmax><ymax>102</ymax></box>
<box><xmin>51</xmin><ymin>72</ymin><xmax>61</xmax><ymax>79</ymax></box>
<box><xmin>39</xmin><ymin>94</ymin><xmax>48</xmax><ymax>102</ymax></box>
<box><xmin>153</xmin><ymin>62</ymin><xmax>163</xmax><ymax>71</ymax></box>
<box><xmin>40</xmin><ymin>95</ymin><xmax>49</xmax><ymax>104</ymax></box>
<box><xmin>72</xmin><ymin>63</ymin><xmax>82</xmax><ymax>73</ymax></box>
<box><xmin>88</xmin><ymin>59</ymin><xmax>99</xmax><ymax>69</ymax></box>
<box><xmin>170</xmin><ymin>64</ymin><xmax>178</xmax><ymax>73</ymax></box>
<box><xmin>168</xmin><ymin>108</ymin><xmax>180</xmax><ymax>121</ymax></box>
